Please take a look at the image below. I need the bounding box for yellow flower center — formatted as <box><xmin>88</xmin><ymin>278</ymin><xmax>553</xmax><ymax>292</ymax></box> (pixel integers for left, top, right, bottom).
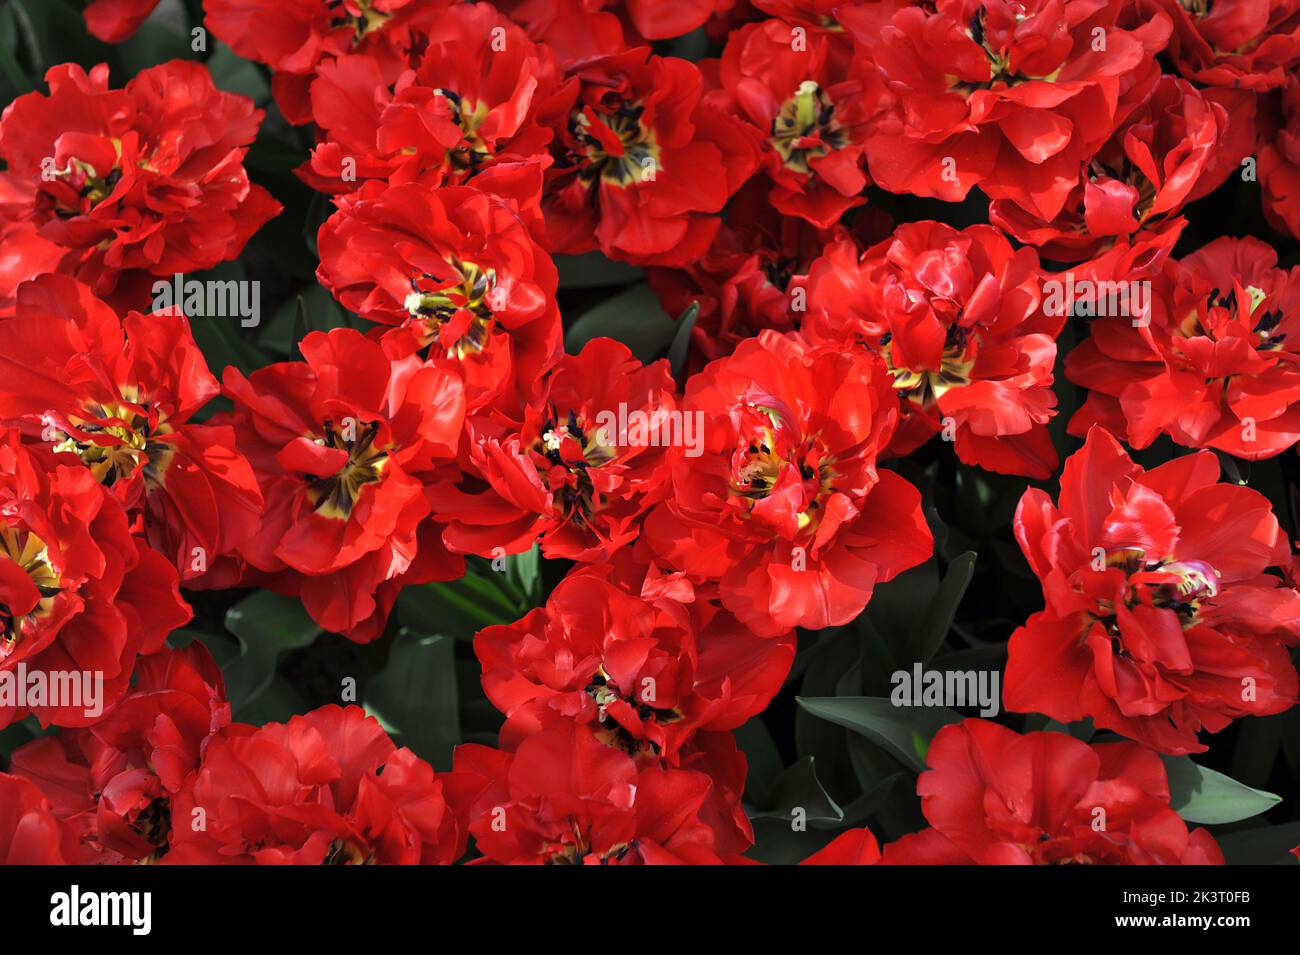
<box><xmin>304</xmin><ymin>419</ymin><xmax>389</xmax><ymax>520</ymax></box>
<box><xmin>405</xmin><ymin>259</ymin><xmax>497</xmax><ymax>360</ymax></box>
<box><xmin>0</xmin><ymin>528</ymin><xmax>61</xmax><ymax>655</ymax></box>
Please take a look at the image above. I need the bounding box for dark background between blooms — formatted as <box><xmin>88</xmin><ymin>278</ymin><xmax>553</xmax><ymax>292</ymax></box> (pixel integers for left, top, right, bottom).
<box><xmin>0</xmin><ymin>0</ymin><xmax>1297</xmax><ymax>864</ymax></box>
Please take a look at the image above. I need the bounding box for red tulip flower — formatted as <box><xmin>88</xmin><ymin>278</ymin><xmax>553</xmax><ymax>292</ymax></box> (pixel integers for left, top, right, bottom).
<box><xmin>0</xmin><ymin>431</ymin><xmax>191</xmax><ymax>729</ymax></box>
<box><xmin>474</xmin><ymin>565</ymin><xmax>794</xmax><ymax>760</ymax></box>
<box><xmin>846</xmin><ymin>0</ymin><xmax>1172</xmax><ymax>223</ymax></box>
<box><xmin>0</xmin><ymin>275</ymin><xmax>263</xmax><ymax>586</ymax></box>
<box><xmin>0</xmin><ymin>61</ymin><xmax>280</xmax><ymax>312</ymax></box>
<box><xmin>317</xmin><ymin>177</ymin><xmax>562</xmax><ymax>421</ymax></box>
<box><xmin>883</xmin><ymin>719</ymin><xmax>1224</xmax><ymax>864</ymax></box>
<box><xmin>436</xmin><ymin>337</ymin><xmax>676</xmax><ymax>562</ymax></box>
<box><xmin>168</xmin><ymin>704</ymin><xmax>476</xmax><ymax>864</ymax></box>
<box><xmin>1006</xmin><ymin>427</ymin><xmax>1300</xmax><ymax>754</ymax></box>
<box><xmin>644</xmin><ymin>330</ymin><xmax>931</xmax><ymax>637</ymax></box>
<box><xmin>223</xmin><ymin>327</ymin><xmax>466</xmax><ymax>641</ymax></box>
<box><xmin>9</xmin><ymin>643</ymin><xmax>230</xmax><ymax>864</ymax></box>
<box><xmin>1067</xmin><ymin>237</ymin><xmax>1300</xmax><ymax>458</ymax></box>
<box><xmin>805</xmin><ymin>221</ymin><xmax>1062</xmax><ymax>477</ymax></box>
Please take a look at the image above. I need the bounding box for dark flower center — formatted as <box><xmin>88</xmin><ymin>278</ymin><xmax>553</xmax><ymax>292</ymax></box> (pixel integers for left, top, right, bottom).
<box><xmin>327</xmin><ymin>0</ymin><xmax>390</xmax><ymax>41</ymax></box>
<box><xmin>1086</xmin><ymin>155</ymin><xmax>1157</xmax><ymax>219</ymax></box>
<box><xmin>51</xmin><ymin>393</ymin><xmax>175</xmax><ymax>490</ymax></box>
<box><xmin>881</xmin><ymin>325</ymin><xmax>976</xmax><ymax>406</ymax></box>
<box><xmin>569</xmin><ymin>100</ymin><xmax>659</xmax><ymax>186</ymax></box>
<box><xmin>0</xmin><ymin>527</ymin><xmax>61</xmax><ymax>655</ymax></box>
<box><xmin>771</xmin><ymin>81</ymin><xmax>846</xmax><ymax>174</ymax></box>
<box><xmin>951</xmin><ymin>10</ymin><xmax>1063</xmax><ymax>94</ymax></box>
<box><xmin>432</xmin><ymin>88</ymin><xmax>493</xmax><ymax>173</ymax></box>
<box><xmin>1086</xmin><ymin>550</ymin><xmax>1220</xmax><ymax>641</ymax></box>
<box><xmin>1178</xmin><ymin>284</ymin><xmax>1287</xmax><ymax>352</ymax></box>
<box><xmin>544</xmin><ymin>825</ymin><xmax>637</xmax><ymax>865</ymax></box>
<box><xmin>405</xmin><ymin>259</ymin><xmax>497</xmax><ymax>359</ymax></box>
<box><xmin>42</xmin><ymin>153</ymin><xmax>123</xmax><ymax>219</ymax></box>
<box><xmin>530</xmin><ymin>408</ymin><xmax>616</xmax><ymax>526</ymax></box>
<box><xmin>304</xmin><ymin>419</ymin><xmax>388</xmax><ymax>520</ymax></box>
<box><xmin>728</xmin><ymin>403</ymin><xmax>834</xmax><ymax>535</ymax></box>
<box><xmin>132</xmin><ymin>797</ymin><xmax>172</xmax><ymax>863</ymax></box>
<box><xmin>322</xmin><ymin>838</ymin><xmax>374</xmax><ymax>865</ymax></box>
<box><xmin>584</xmin><ymin>667</ymin><xmax>681</xmax><ymax>755</ymax></box>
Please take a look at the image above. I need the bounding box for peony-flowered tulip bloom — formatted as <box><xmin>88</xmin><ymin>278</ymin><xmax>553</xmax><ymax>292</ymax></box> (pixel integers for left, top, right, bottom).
<box><xmin>990</xmin><ymin>78</ymin><xmax>1255</xmax><ymax>262</ymax></box>
<box><xmin>436</xmin><ymin>337</ymin><xmax>677</xmax><ymax>562</ymax></box>
<box><xmin>883</xmin><ymin>719</ymin><xmax>1225</xmax><ymax>864</ymax></box>
<box><xmin>714</xmin><ymin>17</ymin><xmax>882</xmax><ymax>228</ymax></box>
<box><xmin>0</xmin><ymin>61</ymin><xmax>280</xmax><ymax>313</ymax></box>
<box><xmin>805</xmin><ymin>221</ymin><xmax>1062</xmax><ymax>478</ymax></box>
<box><xmin>474</xmin><ymin>565</ymin><xmax>794</xmax><ymax>760</ymax></box>
<box><xmin>453</xmin><ymin>720</ymin><xmax>747</xmax><ymax>864</ymax></box>
<box><xmin>846</xmin><ymin>0</ymin><xmax>1172</xmax><ymax>223</ymax></box>
<box><xmin>223</xmin><ymin>327</ymin><xmax>466</xmax><ymax>641</ymax></box>
<box><xmin>299</xmin><ymin>3</ymin><xmax>572</xmax><ymax>196</ymax></box>
<box><xmin>0</xmin><ymin>275</ymin><xmax>263</xmax><ymax>587</ymax></box>
<box><xmin>0</xmin><ymin>431</ymin><xmax>191</xmax><ymax>729</ymax></box>
<box><xmin>1006</xmin><ymin>427</ymin><xmax>1300</xmax><ymax>754</ymax></box>
<box><xmin>539</xmin><ymin>45</ymin><xmax>759</xmax><ymax>265</ymax></box>
<box><xmin>1067</xmin><ymin>236</ymin><xmax>1300</xmax><ymax>458</ymax></box>
<box><xmin>168</xmin><ymin>704</ymin><xmax>477</xmax><ymax>864</ymax></box>
<box><xmin>644</xmin><ymin>330</ymin><xmax>932</xmax><ymax>637</ymax></box>
<box><xmin>9</xmin><ymin>643</ymin><xmax>230</xmax><ymax>864</ymax></box>
<box><xmin>316</xmin><ymin>176</ymin><xmax>562</xmax><ymax>420</ymax></box>
<box><xmin>1142</xmin><ymin>0</ymin><xmax>1300</xmax><ymax>91</ymax></box>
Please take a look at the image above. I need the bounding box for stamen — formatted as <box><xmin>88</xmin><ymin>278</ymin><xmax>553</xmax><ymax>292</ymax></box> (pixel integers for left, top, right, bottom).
<box><xmin>406</xmin><ymin>259</ymin><xmax>497</xmax><ymax>359</ymax></box>
<box><xmin>0</xmin><ymin>528</ymin><xmax>61</xmax><ymax>654</ymax></box>
<box><xmin>303</xmin><ymin>420</ymin><xmax>389</xmax><ymax>520</ymax></box>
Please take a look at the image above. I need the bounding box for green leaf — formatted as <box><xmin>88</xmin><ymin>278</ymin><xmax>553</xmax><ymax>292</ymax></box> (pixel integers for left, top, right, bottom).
<box><xmin>1160</xmin><ymin>756</ymin><xmax>1281</xmax><ymax>825</ymax></box>
<box><xmin>236</xmin><ymin>674</ymin><xmax>309</xmax><ymax>727</ymax></box>
<box><xmin>0</xmin><ymin>4</ymin><xmax>33</xmax><ymax>94</ymax></box>
<box><xmin>1230</xmin><ymin>713</ymin><xmax>1284</xmax><ymax>789</ymax></box>
<box><xmin>183</xmin><ymin>263</ymin><xmax>270</xmax><ymax>377</ymax></box>
<box><xmin>797</xmin><ymin>696</ymin><xmax>962</xmax><ymax>772</ymax></box>
<box><xmin>294</xmin><ymin>286</ymin><xmax>352</xmax><ymax>339</ymax></box>
<box><xmin>167</xmin><ymin>627</ymin><xmax>241</xmax><ymax>668</ymax></box>
<box><xmin>911</xmin><ymin>730</ymin><xmax>932</xmax><ymax>766</ymax></box>
<box><xmin>564</xmin><ymin>282</ymin><xmax>676</xmax><ymax>362</ymax></box>
<box><xmin>365</xmin><ymin>632</ymin><xmax>459</xmax><ymax>770</ymax></box>
<box><xmin>0</xmin><ymin>717</ymin><xmax>42</xmax><ymax>766</ymax></box>
<box><xmin>658</xmin><ymin>27</ymin><xmax>711</xmax><ymax>61</ymax></box>
<box><xmin>207</xmin><ymin>41</ymin><xmax>269</xmax><ymax>103</ymax></box>
<box><xmin>501</xmin><ymin>545</ymin><xmax>541</xmax><ymax>611</ymax></box>
<box><xmin>904</xmin><ymin>551</ymin><xmax>976</xmax><ymax>664</ymax></box>
<box><xmin>246</xmin><ymin>129</ymin><xmax>310</xmax><ymax>177</ymax></box>
<box><xmin>257</xmin><ymin>285</ymin><xmax>349</xmax><ymax>356</ymax></box>
<box><xmin>838</xmin><ymin>772</ymin><xmax>906</xmax><ymax>827</ymax></box>
<box><xmin>858</xmin><ymin>560</ymin><xmax>934</xmax><ymax>664</ymax></box>
<box><xmin>1218</xmin><ymin>822</ymin><xmax>1300</xmax><ymax>865</ymax></box>
<box><xmin>302</xmin><ymin>190</ymin><xmax>331</xmax><ymax>260</ymax></box>
<box><xmin>667</xmin><ymin>301</ymin><xmax>700</xmax><ymax>384</ymax></box>
<box><xmin>223</xmin><ymin>591</ymin><xmax>323</xmax><ymax>711</ymax></box>
<box><xmin>115</xmin><ymin>21</ymin><xmax>192</xmax><ymax>76</ymax></box>
<box><xmin>931</xmin><ymin>642</ymin><xmax>1007</xmax><ymax>673</ymax></box>
<box><xmin>397</xmin><ymin>570</ymin><xmax>521</xmax><ymax>640</ymax></box>
<box><xmin>793</xmin><ymin>631</ymin><xmax>861</xmax><ymax>774</ymax></box>
<box><xmin>12</xmin><ymin>0</ymin><xmax>112</xmax><ymax>78</ymax></box>
<box><xmin>735</xmin><ymin>717</ymin><xmax>784</xmax><ymax>799</ymax></box>
<box><xmin>191</xmin><ymin>316</ymin><xmax>267</xmax><ymax>378</ymax></box>
<box><xmin>555</xmin><ymin>252</ymin><xmax>644</xmax><ymax>289</ymax></box>
<box><xmin>746</xmin><ymin>818</ymin><xmax>840</xmax><ymax>865</ymax></box>
<box><xmin>748</xmin><ymin>756</ymin><xmax>844</xmax><ymax>824</ymax></box>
